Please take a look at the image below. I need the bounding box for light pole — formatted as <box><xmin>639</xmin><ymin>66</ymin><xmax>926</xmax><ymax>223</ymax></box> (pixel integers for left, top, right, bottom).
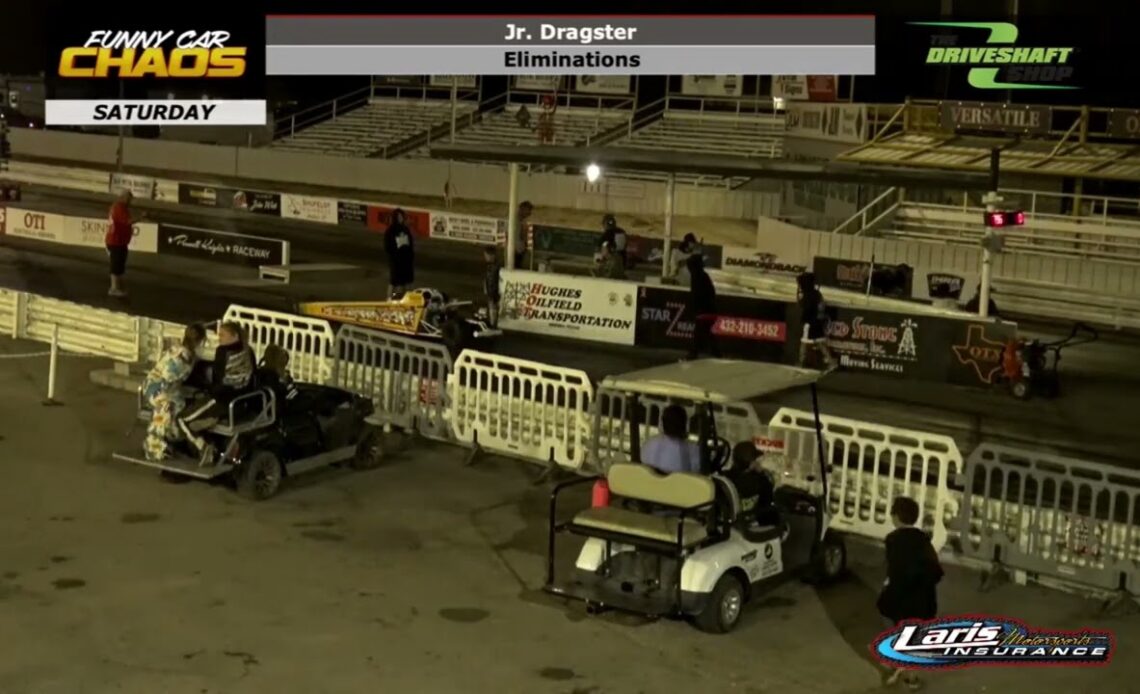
<box><xmin>978</xmin><ymin>149</ymin><xmax>1002</xmax><ymax>318</ymax></box>
<box><xmin>662</xmin><ymin>172</ymin><xmax>675</xmax><ymax>280</ymax></box>
<box><xmin>506</xmin><ymin>162</ymin><xmax>520</xmax><ymax>270</ymax></box>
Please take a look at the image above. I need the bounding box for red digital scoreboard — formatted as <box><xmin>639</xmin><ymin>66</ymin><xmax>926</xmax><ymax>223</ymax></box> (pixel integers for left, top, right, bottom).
<box><xmin>984</xmin><ymin>210</ymin><xmax>1025</xmax><ymax>228</ymax></box>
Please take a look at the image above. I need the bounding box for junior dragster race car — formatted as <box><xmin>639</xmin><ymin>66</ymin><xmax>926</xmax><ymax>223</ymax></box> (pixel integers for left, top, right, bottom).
<box><xmin>298</xmin><ymin>288</ymin><xmax>501</xmax><ymax>356</ymax></box>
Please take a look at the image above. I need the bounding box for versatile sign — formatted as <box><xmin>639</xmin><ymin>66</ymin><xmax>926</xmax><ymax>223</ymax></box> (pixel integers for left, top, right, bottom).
<box><xmin>681</xmin><ymin>75</ymin><xmax>743</xmax><ymax>97</ymax></box>
<box><xmin>786</xmin><ymin>103</ymin><xmax>867</xmax><ymax>144</ymax></box>
<box><xmin>110</xmin><ymin>172</ymin><xmax>156</xmax><ymax>200</ymax></box>
<box><xmin>634</xmin><ymin>285</ymin><xmax>789</xmax><ymax>362</ymax></box>
<box><xmin>282</xmin><ymin>193</ymin><xmax>338</xmax><ymax>224</ymax></box>
<box><xmin>939</xmin><ymin>101</ymin><xmax>1052</xmax><ymax>134</ymax></box>
<box><xmin>430</xmin><ymin>212</ymin><xmax>505</xmax><ymax>244</ymax></box>
<box><xmin>337</xmin><ymin>201</ymin><xmax>368</xmax><ymax>226</ymax></box>
<box><xmin>1107</xmin><ymin>109</ymin><xmax>1140</xmax><ymax>139</ymax></box>
<box><xmin>157</xmin><ymin>225</ymin><xmax>287</xmax><ymax>266</ymax></box>
<box><xmin>499</xmin><ymin>270</ymin><xmax>636</xmax><ymax>346</ymax></box>
<box><xmin>721</xmin><ymin>246</ymin><xmax>807</xmax><ymax>275</ymax></box>
<box><xmin>575</xmin><ymin>75</ymin><xmax>631</xmax><ymax>94</ymax></box>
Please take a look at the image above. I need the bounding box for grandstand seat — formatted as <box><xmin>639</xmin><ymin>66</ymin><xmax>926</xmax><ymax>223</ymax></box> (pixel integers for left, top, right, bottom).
<box><xmin>403</xmin><ymin>105</ymin><xmax>630</xmax><ymax>158</ymax></box>
<box><xmin>270</xmin><ymin>98</ymin><xmax>478</xmax><ymax>157</ymax></box>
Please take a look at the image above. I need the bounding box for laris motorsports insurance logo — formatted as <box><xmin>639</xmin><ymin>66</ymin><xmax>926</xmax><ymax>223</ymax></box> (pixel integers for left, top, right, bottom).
<box><xmin>911</xmin><ymin>22</ymin><xmax>1077</xmax><ymax>90</ymax></box>
<box><xmin>872</xmin><ymin>616</ymin><xmax>1114</xmax><ymax>669</ymax></box>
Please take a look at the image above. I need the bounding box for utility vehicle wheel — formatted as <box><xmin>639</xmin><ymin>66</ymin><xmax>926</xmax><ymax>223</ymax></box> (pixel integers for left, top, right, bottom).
<box><xmin>694</xmin><ymin>574</ymin><xmax>745</xmax><ymax>634</ymax></box>
<box><xmin>351</xmin><ymin>427</ymin><xmax>385</xmax><ymax>470</ymax></box>
<box><xmin>1010</xmin><ymin>380</ymin><xmax>1030</xmax><ymax>400</ymax></box>
<box><xmin>811</xmin><ymin>531</ymin><xmax>848</xmax><ymax>585</ymax></box>
<box><xmin>237</xmin><ymin>450</ymin><xmax>283</xmax><ymax>501</ymax></box>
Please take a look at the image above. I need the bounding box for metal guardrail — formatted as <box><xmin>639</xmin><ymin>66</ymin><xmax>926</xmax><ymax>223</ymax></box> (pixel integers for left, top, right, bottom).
<box><xmin>994</xmin><ymin>278</ymin><xmax>1140</xmax><ymax>331</ymax></box>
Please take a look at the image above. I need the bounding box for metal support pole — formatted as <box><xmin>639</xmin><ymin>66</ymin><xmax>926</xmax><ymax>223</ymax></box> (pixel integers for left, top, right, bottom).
<box><xmin>43</xmin><ymin>323</ymin><xmax>62</xmax><ymax>406</ymax></box>
<box><xmin>662</xmin><ymin>173</ymin><xmax>675</xmax><ymax>280</ymax></box>
<box><xmin>506</xmin><ymin>162</ymin><xmax>520</xmax><ymax>270</ymax></box>
<box><xmin>449</xmin><ymin>79</ymin><xmax>458</xmax><ymax>144</ymax></box>
<box><xmin>978</xmin><ymin>149</ymin><xmax>1001</xmax><ymax>319</ymax></box>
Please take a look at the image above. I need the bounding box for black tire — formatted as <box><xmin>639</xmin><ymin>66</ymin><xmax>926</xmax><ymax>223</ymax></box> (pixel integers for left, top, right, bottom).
<box><xmin>441</xmin><ymin>319</ymin><xmax>471</xmax><ymax>358</ymax></box>
<box><xmin>811</xmin><ymin>531</ymin><xmax>848</xmax><ymax>585</ymax></box>
<box><xmin>351</xmin><ymin>427</ymin><xmax>385</xmax><ymax>470</ymax></box>
<box><xmin>694</xmin><ymin>573</ymin><xmax>746</xmax><ymax>634</ymax></box>
<box><xmin>236</xmin><ymin>449</ymin><xmax>283</xmax><ymax>501</ymax></box>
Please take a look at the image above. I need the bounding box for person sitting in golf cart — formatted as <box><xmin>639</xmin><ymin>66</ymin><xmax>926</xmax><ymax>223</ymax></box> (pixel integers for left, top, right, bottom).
<box><xmin>177</xmin><ymin>321</ymin><xmax>257</xmax><ymax>465</ymax></box>
<box><xmin>724</xmin><ymin>442</ymin><xmax>781</xmax><ymax>528</ymax></box>
<box><xmin>257</xmin><ymin>344</ymin><xmax>298</xmax><ymax>407</ymax></box>
<box><xmin>141</xmin><ymin>324</ymin><xmax>208</xmax><ymax>462</ymax></box>
<box><xmin>640</xmin><ymin>405</ymin><xmax>701</xmax><ymax>475</ymax></box>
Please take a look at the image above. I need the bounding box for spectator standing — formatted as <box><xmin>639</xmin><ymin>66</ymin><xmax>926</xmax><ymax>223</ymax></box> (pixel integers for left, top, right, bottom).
<box><xmin>384</xmin><ymin>208</ymin><xmax>415</xmax><ymax>298</ymax></box>
<box><xmin>686</xmin><ymin>254</ymin><xmax>721</xmax><ymax>360</ymax></box>
<box><xmin>796</xmin><ymin>272</ymin><xmax>838</xmax><ymax>370</ymax></box>
<box><xmin>513</xmin><ymin>200</ymin><xmax>534</xmax><ymax>270</ymax></box>
<box><xmin>105</xmin><ymin>190</ymin><xmax>136</xmax><ymax>297</ymax></box>
<box><xmin>482</xmin><ymin>245</ymin><xmax>502</xmax><ymax>327</ymax></box>
<box><xmin>669</xmin><ymin>233</ymin><xmax>702</xmax><ymax>284</ymax></box>
<box><xmin>877</xmin><ymin>496</ymin><xmax>944</xmax><ymax>691</ymax></box>
<box><xmin>600</xmin><ymin>214</ymin><xmax>629</xmax><ymax>267</ymax></box>
<box><xmin>594</xmin><ymin>240</ymin><xmax>626</xmax><ymax>280</ymax></box>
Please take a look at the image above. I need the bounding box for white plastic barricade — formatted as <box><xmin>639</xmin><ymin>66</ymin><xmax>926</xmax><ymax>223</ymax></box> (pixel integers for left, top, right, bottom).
<box><xmin>448</xmin><ymin>349</ymin><xmax>593</xmax><ymax>469</ymax></box>
<box><xmin>958</xmin><ymin>444</ymin><xmax>1140</xmax><ymax>596</ymax></box>
<box><xmin>222</xmin><ymin>305</ymin><xmax>335</xmax><ymax>384</ymax></box>
<box><xmin>0</xmin><ymin>289</ymin><xmax>18</xmax><ymax>336</ymax></box>
<box><xmin>769</xmin><ymin>408</ymin><xmax>962</xmax><ymax>552</ymax></box>
<box><xmin>25</xmin><ymin>295</ymin><xmax>141</xmax><ymax>363</ymax></box>
<box><xmin>332</xmin><ymin>325</ymin><xmax>453</xmax><ymax>440</ymax></box>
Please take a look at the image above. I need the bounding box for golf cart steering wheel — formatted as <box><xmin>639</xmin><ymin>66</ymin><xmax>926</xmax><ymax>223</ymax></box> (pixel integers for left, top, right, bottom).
<box><xmin>706</xmin><ymin>436</ymin><xmax>732</xmax><ymax>473</ymax></box>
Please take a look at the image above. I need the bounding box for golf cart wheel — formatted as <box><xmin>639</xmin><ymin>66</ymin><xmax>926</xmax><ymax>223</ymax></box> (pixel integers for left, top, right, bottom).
<box><xmin>811</xmin><ymin>531</ymin><xmax>848</xmax><ymax>585</ymax></box>
<box><xmin>1010</xmin><ymin>380</ymin><xmax>1030</xmax><ymax>400</ymax></box>
<box><xmin>351</xmin><ymin>427</ymin><xmax>385</xmax><ymax>470</ymax></box>
<box><xmin>694</xmin><ymin>573</ymin><xmax>745</xmax><ymax>634</ymax></box>
<box><xmin>237</xmin><ymin>450</ymin><xmax>283</xmax><ymax>501</ymax></box>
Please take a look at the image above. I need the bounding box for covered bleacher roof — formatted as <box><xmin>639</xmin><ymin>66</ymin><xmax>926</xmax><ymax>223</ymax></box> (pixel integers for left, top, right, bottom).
<box><xmin>837</xmin><ymin>101</ymin><xmax>1140</xmax><ymax>181</ymax></box>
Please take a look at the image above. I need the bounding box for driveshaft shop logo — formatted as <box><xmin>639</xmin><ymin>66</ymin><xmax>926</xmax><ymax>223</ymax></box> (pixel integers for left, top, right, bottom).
<box><xmin>911</xmin><ymin>22</ymin><xmax>1077</xmax><ymax>90</ymax></box>
<box><xmin>59</xmin><ymin>31</ymin><xmax>246</xmax><ymax>78</ymax></box>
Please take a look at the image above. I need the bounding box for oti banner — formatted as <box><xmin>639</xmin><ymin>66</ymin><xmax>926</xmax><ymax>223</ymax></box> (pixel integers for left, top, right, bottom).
<box><xmin>4</xmin><ymin>208</ymin><xmax>65</xmax><ymax>243</ymax></box>
<box><xmin>499</xmin><ymin>270</ymin><xmax>636</xmax><ymax>346</ymax></box>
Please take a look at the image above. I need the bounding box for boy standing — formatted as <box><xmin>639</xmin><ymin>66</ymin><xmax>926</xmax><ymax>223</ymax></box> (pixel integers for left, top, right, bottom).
<box><xmin>482</xmin><ymin>245</ymin><xmax>502</xmax><ymax>328</ymax></box>
<box><xmin>877</xmin><ymin>496</ymin><xmax>944</xmax><ymax>690</ymax></box>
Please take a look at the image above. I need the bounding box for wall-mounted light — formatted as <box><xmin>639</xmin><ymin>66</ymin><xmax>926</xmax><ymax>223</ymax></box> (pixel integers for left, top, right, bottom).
<box><xmin>585</xmin><ymin>163</ymin><xmax>601</xmax><ymax>183</ymax></box>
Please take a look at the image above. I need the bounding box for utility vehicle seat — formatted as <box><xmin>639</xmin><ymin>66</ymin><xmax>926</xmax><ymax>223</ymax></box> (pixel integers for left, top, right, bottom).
<box><xmin>571</xmin><ymin>464</ymin><xmax>715</xmax><ymax>547</ymax></box>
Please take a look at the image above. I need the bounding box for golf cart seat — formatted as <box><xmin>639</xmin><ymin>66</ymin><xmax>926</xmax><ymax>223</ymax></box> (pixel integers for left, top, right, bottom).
<box><xmin>208</xmin><ymin>389</ymin><xmax>277</xmax><ymax>436</ymax></box>
<box><xmin>571</xmin><ymin>464</ymin><xmax>715</xmax><ymax>547</ymax></box>
<box><xmin>712</xmin><ymin>473</ymin><xmax>786</xmax><ymax>544</ymax></box>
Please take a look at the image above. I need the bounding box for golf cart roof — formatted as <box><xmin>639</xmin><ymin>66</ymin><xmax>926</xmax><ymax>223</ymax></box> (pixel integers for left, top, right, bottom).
<box><xmin>599</xmin><ymin>359</ymin><xmax>824</xmax><ymax>403</ymax></box>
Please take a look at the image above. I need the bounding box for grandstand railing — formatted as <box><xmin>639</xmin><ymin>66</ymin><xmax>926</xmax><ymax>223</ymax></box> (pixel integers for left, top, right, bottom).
<box><xmin>831</xmin><ymin>186</ymin><xmax>902</xmax><ymax>236</ymax></box>
<box><xmin>272</xmin><ymin>85</ymin><xmax>372</xmax><ymax>140</ymax></box>
<box><xmin>382</xmin><ymin>107</ymin><xmax>483</xmax><ymax>159</ymax></box>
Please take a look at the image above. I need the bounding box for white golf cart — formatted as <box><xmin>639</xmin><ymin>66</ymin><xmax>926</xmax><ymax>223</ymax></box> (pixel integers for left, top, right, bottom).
<box><xmin>544</xmin><ymin>360</ymin><xmax>846</xmax><ymax>633</ymax></box>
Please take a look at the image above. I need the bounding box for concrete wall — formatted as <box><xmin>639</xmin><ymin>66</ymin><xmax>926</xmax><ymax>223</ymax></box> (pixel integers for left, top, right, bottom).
<box><xmin>10</xmin><ymin>128</ymin><xmax>782</xmax><ymax>221</ymax></box>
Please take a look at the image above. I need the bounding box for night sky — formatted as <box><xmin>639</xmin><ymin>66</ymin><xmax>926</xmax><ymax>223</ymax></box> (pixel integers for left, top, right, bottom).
<box><xmin>2</xmin><ymin>2</ymin><xmax>1135</xmax><ymax>109</ymax></box>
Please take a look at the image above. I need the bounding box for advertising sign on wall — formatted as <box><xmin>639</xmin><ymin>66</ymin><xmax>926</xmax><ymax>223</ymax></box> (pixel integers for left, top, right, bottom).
<box><xmin>157</xmin><ymin>225</ymin><xmax>288</xmax><ymax>267</ymax></box>
<box><xmin>806</xmin><ymin>75</ymin><xmax>838</xmax><ymax>102</ymax></box>
<box><xmin>813</xmin><ymin>257</ymin><xmax>915</xmax><ymax>297</ymax></box>
<box><xmin>575</xmin><ymin>75</ymin><xmax>631</xmax><ymax>94</ymax></box>
<box><xmin>772</xmin><ymin>76</ymin><xmax>808</xmax><ymax>101</ymax></box>
<box><xmin>825</xmin><ymin>308</ymin><xmax>928</xmax><ymax>378</ymax></box>
<box><xmin>366</xmin><ymin>204</ymin><xmax>431</xmax><ymax>237</ymax></box>
<box><xmin>430</xmin><ymin>211</ymin><xmax>505</xmax><ymax>245</ymax></box>
<box><xmin>721</xmin><ymin>246</ymin><xmax>808</xmax><ymax>275</ymax></box>
<box><xmin>785</xmin><ymin>103</ymin><xmax>867</xmax><ymax>144</ymax></box>
<box><xmin>499</xmin><ymin>270</ymin><xmax>636</xmax><ymax>346</ymax></box>
<box><xmin>4</xmin><ymin>208</ymin><xmax>65</xmax><ymax>243</ymax></box>
<box><xmin>428</xmin><ymin>75</ymin><xmax>477</xmax><ymax>89</ymax></box>
<box><xmin>514</xmin><ymin>76</ymin><xmax>562</xmax><ymax>91</ymax></box>
<box><xmin>282</xmin><ymin>194</ymin><xmax>338</xmax><ymax>225</ymax></box>
<box><xmin>177</xmin><ymin>183</ymin><xmax>281</xmax><ymax>216</ymax></box>
<box><xmin>110</xmin><ymin>172</ymin><xmax>156</xmax><ymax>200</ymax></box>
<box><xmin>337</xmin><ymin>201</ymin><xmax>368</xmax><ymax>227</ymax></box>
<box><xmin>939</xmin><ymin>101</ymin><xmax>1052</xmax><ymax>135</ymax></box>
<box><xmin>634</xmin><ymin>285</ymin><xmax>790</xmax><ymax>362</ymax></box>
<box><xmin>70</xmin><ymin>216</ymin><xmax>159</xmax><ymax>253</ymax></box>
<box><xmin>680</xmin><ymin>75</ymin><xmax>743</xmax><ymax>97</ymax></box>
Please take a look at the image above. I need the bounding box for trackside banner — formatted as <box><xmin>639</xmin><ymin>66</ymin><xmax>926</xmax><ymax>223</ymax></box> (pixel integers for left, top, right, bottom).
<box><xmin>3</xmin><ymin>206</ymin><xmax>159</xmax><ymax>253</ymax></box>
<box><xmin>499</xmin><ymin>269</ymin><xmax>637</xmax><ymax>346</ymax></box>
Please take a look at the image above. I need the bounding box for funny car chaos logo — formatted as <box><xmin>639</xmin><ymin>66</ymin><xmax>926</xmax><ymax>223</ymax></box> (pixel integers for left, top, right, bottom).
<box><xmin>872</xmin><ymin>617</ymin><xmax>1113</xmax><ymax>669</ymax></box>
<box><xmin>58</xmin><ymin>30</ymin><xmax>246</xmax><ymax>79</ymax></box>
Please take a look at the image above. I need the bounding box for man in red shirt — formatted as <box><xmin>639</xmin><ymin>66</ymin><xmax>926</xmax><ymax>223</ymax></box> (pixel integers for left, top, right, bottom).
<box><xmin>105</xmin><ymin>190</ymin><xmax>134</xmax><ymax>297</ymax></box>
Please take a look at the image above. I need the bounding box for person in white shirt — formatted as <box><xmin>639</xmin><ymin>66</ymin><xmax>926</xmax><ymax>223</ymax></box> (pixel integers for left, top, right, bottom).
<box><xmin>640</xmin><ymin>405</ymin><xmax>701</xmax><ymax>474</ymax></box>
